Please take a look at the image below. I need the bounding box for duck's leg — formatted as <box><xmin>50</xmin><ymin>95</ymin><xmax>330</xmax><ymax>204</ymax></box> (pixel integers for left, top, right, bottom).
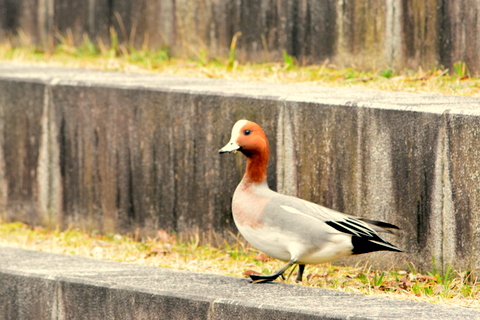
<box><xmin>296</xmin><ymin>264</ymin><xmax>305</xmax><ymax>282</ymax></box>
<box><xmin>250</xmin><ymin>259</ymin><xmax>297</xmax><ymax>283</ymax></box>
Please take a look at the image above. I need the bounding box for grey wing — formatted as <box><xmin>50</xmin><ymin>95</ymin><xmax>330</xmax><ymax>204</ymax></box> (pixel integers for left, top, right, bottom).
<box><xmin>265</xmin><ymin>194</ymin><xmax>404</xmax><ymax>253</ymax></box>
<box><xmin>273</xmin><ymin>195</ymin><xmax>399</xmax><ymax>238</ymax></box>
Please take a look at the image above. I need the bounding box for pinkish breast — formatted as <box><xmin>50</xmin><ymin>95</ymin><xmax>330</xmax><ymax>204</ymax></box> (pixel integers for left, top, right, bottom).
<box><xmin>232</xmin><ymin>183</ymin><xmax>270</xmax><ymax>229</ymax></box>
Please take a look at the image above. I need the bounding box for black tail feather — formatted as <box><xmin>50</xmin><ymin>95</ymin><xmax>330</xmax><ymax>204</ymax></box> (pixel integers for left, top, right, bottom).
<box><xmin>351</xmin><ymin>236</ymin><xmax>404</xmax><ymax>255</ymax></box>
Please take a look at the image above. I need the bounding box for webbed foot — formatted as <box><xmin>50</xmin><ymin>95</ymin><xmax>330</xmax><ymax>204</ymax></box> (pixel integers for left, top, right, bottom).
<box><xmin>249</xmin><ymin>273</ymin><xmax>281</xmax><ymax>283</ymax></box>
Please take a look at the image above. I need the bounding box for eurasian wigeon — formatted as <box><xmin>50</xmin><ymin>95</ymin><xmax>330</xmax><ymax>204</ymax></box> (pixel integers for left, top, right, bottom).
<box><xmin>219</xmin><ymin>119</ymin><xmax>403</xmax><ymax>283</ymax></box>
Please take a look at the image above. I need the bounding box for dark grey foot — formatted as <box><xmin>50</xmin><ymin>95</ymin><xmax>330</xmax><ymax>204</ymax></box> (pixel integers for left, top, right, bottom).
<box><xmin>296</xmin><ymin>264</ymin><xmax>306</xmax><ymax>282</ymax></box>
<box><xmin>249</xmin><ymin>273</ymin><xmax>281</xmax><ymax>283</ymax></box>
<box><xmin>248</xmin><ymin>258</ymin><xmax>298</xmax><ymax>284</ymax></box>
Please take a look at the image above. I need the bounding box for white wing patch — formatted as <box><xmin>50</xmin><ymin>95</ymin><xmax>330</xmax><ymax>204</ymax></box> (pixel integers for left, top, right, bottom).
<box><xmin>280</xmin><ymin>205</ymin><xmax>318</xmax><ymax>220</ymax></box>
<box><xmin>303</xmin><ymin>201</ymin><xmax>344</xmax><ymax>220</ymax></box>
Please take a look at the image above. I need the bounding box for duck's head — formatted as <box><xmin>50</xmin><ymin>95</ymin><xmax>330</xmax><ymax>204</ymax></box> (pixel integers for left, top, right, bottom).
<box><xmin>219</xmin><ymin>120</ymin><xmax>269</xmax><ymax>158</ymax></box>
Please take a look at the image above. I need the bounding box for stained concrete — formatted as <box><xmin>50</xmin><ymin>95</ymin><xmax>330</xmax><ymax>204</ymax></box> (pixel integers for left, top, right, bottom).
<box><xmin>1</xmin><ymin>63</ymin><xmax>480</xmax><ymax>275</ymax></box>
<box><xmin>0</xmin><ymin>247</ymin><xmax>479</xmax><ymax>320</ymax></box>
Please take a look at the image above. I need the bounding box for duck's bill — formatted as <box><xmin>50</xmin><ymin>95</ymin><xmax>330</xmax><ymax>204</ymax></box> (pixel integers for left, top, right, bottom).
<box><xmin>219</xmin><ymin>141</ymin><xmax>241</xmax><ymax>154</ymax></box>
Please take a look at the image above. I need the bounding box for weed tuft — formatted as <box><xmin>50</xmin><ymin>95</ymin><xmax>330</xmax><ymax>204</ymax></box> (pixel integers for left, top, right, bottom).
<box><xmin>453</xmin><ymin>61</ymin><xmax>470</xmax><ymax>78</ymax></box>
<box><xmin>379</xmin><ymin>68</ymin><xmax>395</xmax><ymax>79</ymax></box>
<box><xmin>282</xmin><ymin>50</ymin><xmax>295</xmax><ymax>70</ymax></box>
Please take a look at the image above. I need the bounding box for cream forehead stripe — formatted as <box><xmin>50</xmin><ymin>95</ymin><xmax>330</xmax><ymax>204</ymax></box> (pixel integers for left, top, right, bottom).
<box><xmin>229</xmin><ymin>119</ymin><xmax>249</xmax><ymax>143</ymax></box>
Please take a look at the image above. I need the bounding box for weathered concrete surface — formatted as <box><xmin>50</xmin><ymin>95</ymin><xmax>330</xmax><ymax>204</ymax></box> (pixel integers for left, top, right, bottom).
<box><xmin>0</xmin><ymin>247</ymin><xmax>478</xmax><ymax>320</ymax></box>
<box><xmin>1</xmin><ymin>1</ymin><xmax>480</xmax><ymax>73</ymax></box>
<box><xmin>0</xmin><ymin>78</ymin><xmax>46</xmax><ymax>224</ymax></box>
<box><xmin>1</xmin><ymin>63</ymin><xmax>480</xmax><ymax>274</ymax></box>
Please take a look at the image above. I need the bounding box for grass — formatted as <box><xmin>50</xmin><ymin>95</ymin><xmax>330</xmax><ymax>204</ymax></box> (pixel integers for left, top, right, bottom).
<box><xmin>1</xmin><ymin>33</ymin><xmax>480</xmax><ymax>97</ymax></box>
<box><xmin>0</xmin><ymin>221</ymin><xmax>478</xmax><ymax>309</ymax></box>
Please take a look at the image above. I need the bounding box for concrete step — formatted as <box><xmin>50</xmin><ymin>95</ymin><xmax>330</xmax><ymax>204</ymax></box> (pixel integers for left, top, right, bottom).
<box><xmin>1</xmin><ymin>247</ymin><xmax>478</xmax><ymax>320</ymax></box>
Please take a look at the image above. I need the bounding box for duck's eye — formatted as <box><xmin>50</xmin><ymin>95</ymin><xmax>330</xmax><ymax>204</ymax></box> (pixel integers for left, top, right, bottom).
<box><xmin>244</xmin><ymin>129</ymin><xmax>251</xmax><ymax>135</ymax></box>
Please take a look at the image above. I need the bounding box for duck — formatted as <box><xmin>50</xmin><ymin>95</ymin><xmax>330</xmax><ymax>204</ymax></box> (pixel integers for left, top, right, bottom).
<box><xmin>219</xmin><ymin>119</ymin><xmax>404</xmax><ymax>283</ymax></box>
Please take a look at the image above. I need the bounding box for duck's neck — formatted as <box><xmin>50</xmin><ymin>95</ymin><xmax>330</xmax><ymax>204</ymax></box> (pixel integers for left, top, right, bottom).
<box><xmin>243</xmin><ymin>149</ymin><xmax>269</xmax><ymax>184</ymax></box>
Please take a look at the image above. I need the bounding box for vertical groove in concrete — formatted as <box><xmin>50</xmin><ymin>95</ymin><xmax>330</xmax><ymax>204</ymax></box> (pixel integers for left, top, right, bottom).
<box><xmin>384</xmin><ymin>0</ymin><xmax>402</xmax><ymax>68</ymax></box>
<box><xmin>0</xmin><ymin>89</ymin><xmax>5</xmax><ymax>213</ymax></box>
<box><xmin>430</xmin><ymin>112</ymin><xmax>454</xmax><ymax>271</ymax></box>
<box><xmin>353</xmin><ymin>106</ymin><xmax>364</xmax><ymax>218</ymax></box>
<box><xmin>440</xmin><ymin>113</ymin><xmax>455</xmax><ymax>271</ymax></box>
<box><xmin>276</xmin><ymin>102</ymin><xmax>298</xmax><ymax>197</ymax></box>
<box><xmin>37</xmin><ymin>83</ymin><xmax>63</xmax><ymax>228</ymax></box>
<box><xmin>355</xmin><ymin>108</ymin><xmax>393</xmax><ymax>223</ymax></box>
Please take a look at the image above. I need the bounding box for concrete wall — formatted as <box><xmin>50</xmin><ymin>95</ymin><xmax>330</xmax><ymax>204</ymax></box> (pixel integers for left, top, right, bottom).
<box><xmin>1</xmin><ymin>63</ymin><xmax>480</xmax><ymax>275</ymax></box>
<box><xmin>0</xmin><ymin>1</ymin><xmax>480</xmax><ymax>73</ymax></box>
